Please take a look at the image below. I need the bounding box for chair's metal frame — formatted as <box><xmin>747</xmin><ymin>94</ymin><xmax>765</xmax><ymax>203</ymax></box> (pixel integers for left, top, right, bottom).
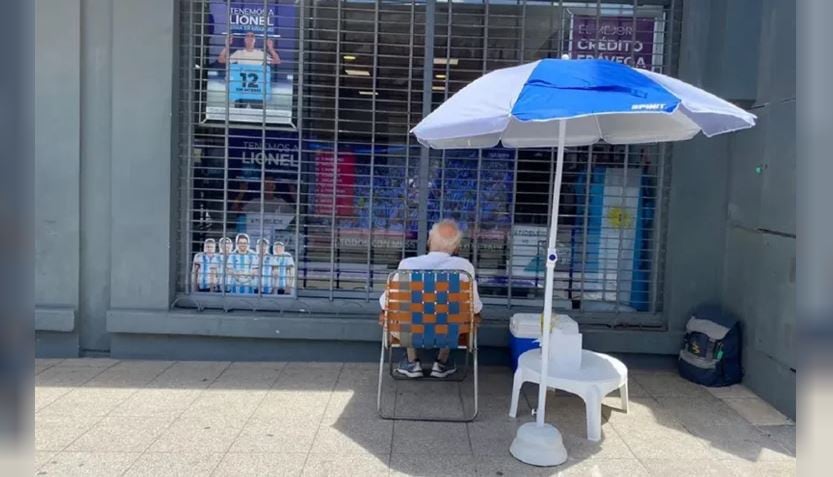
<box><xmin>376</xmin><ymin>269</ymin><xmax>479</xmax><ymax>422</ymax></box>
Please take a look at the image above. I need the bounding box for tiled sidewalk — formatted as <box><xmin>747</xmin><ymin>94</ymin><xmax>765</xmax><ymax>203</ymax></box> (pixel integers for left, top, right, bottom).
<box><xmin>35</xmin><ymin>359</ymin><xmax>795</xmax><ymax>476</ymax></box>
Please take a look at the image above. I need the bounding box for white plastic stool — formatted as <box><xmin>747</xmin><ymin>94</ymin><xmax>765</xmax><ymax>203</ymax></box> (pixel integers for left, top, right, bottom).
<box><xmin>509</xmin><ymin>349</ymin><xmax>628</xmax><ymax>442</ymax></box>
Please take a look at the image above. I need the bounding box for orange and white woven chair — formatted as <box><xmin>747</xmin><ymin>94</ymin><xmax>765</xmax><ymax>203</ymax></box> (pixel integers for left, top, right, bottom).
<box><xmin>377</xmin><ymin>269</ymin><xmax>479</xmax><ymax>422</ymax></box>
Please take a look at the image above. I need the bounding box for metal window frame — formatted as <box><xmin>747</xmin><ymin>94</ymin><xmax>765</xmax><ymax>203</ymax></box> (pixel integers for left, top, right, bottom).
<box><xmin>175</xmin><ymin>0</ymin><xmax>680</xmax><ymax>326</ymax></box>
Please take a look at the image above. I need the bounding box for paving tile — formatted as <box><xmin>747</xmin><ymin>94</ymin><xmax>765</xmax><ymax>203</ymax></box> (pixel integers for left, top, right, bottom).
<box><xmin>478</xmin><ymin>369</ymin><xmax>516</xmax><ymax>395</ymax></box>
<box><xmin>35</xmin><ymin>366</ymin><xmax>107</xmax><ymax>388</ymax></box>
<box><xmin>324</xmin><ymin>389</ymin><xmax>394</xmax><ymax>420</ymax></box>
<box><xmin>35</xmin><ymin>415</ymin><xmax>102</xmax><ymax>451</ymax></box>
<box><xmin>303</xmin><ymin>453</ymin><xmax>390</xmax><ymax>477</ymax></box>
<box><xmin>475</xmin><ymin>455</ymin><xmax>562</xmax><ymax>477</ymax></box>
<box><xmin>122</xmin><ymin>452</ymin><xmax>224</xmax><ymax>477</ymax></box>
<box><xmin>58</xmin><ymin>358</ymin><xmax>120</xmax><ymax>368</ymax></box>
<box><xmin>83</xmin><ymin>361</ymin><xmax>174</xmax><ymax>388</ymax></box>
<box><xmin>230</xmin><ymin>416</ymin><xmax>319</xmax><ymax>453</ymax></box>
<box><xmin>36</xmin><ymin>364</ymin><xmax>53</xmax><ymax>375</ymax></box>
<box><xmin>36</xmin><ymin>359</ymin><xmax>65</xmax><ymax>367</ymax></box>
<box><xmin>469</xmin><ymin>394</ymin><xmax>532</xmax><ymax>422</ymax></box>
<box><xmin>557</xmin><ymin>458</ymin><xmax>650</xmax><ymax>477</ymax></box>
<box><xmin>273</xmin><ymin>368</ymin><xmax>341</xmax><ymax>392</ymax></box>
<box><xmin>757</xmin><ymin>425</ymin><xmax>796</xmax><ymax>456</ymax></box>
<box><xmin>705</xmin><ymin>384</ymin><xmax>760</xmax><ymax>400</ymax></box>
<box><xmin>213</xmin><ymin>452</ymin><xmax>307</xmax><ymax>477</ymax></box>
<box><xmin>148</xmin><ymin>361</ymin><xmax>230</xmax><ymax>389</ymax></box>
<box><xmin>390</xmin><ymin>453</ymin><xmax>476</xmax><ymax>476</ymax></box>
<box><xmin>611</xmin><ymin>417</ymin><xmax>712</xmax><ymax>460</ymax></box>
<box><xmin>686</xmin><ymin>422</ymin><xmax>794</xmax><ymax>462</ymax></box>
<box><xmin>226</xmin><ymin>361</ymin><xmax>287</xmax><ymax>372</ymax></box>
<box><xmin>394</xmin><ymin>386</ymin><xmax>471</xmax><ymax>421</ymax></box>
<box><xmin>179</xmin><ymin>389</ymin><xmax>267</xmax><ymax>419</ymax></box>
<box><xmin>640</xmin><ymin>458</ymin><xmax>732</xmax><ymax>476</ymax></box>
<box><xmin>35</xmin><ymin>451</ymin><xmax>140</xmax><ymax>476</ymax></box>
<box><xmin>392</xmin><ymin>421</ymin><xmax>471</xmax><ymax>456</ymax></box>
<box><xmin>311</xmin><ymin>417</ymin><xmax>393</xmax><ymax>455</ymax></box>
<box><xmin>36</xmin><ymin>452</ymin><xmax>140</xmax><ymax>477</ymax></box>
<box><xmin>561</xmin><ymin>426</ymin><xmax>635</xmax><ymax>460</ymax></box>
<box><xmin>66</xmin><ymin>416</ymin><xmax>174</xmax><ymax>452</ymax></box>
<box><xmin>148</xmin><ymin>415</ymin><xmax>244</xmax><ymax>453</ymax></box>
<box><xmin>35</xmin><ymin>451</ymin><xmax>56</xmax><ymax>471</ymax></box>
<box><xmin>468</xmin><ymin>418</ymin><xmax>533</xmax><ymax>457</ymax></box>
<box><xmin>253</xmin><ymin>389</ymin><xmax>332</xmax><ymax>420</ymax></box>
<box><xmin>210</xmin><ymin>365</ymin><xmax>283</xmax><ymax>390</ymax></box>
<box><xmin>335</xmin><ymin>363</ymin><xmax>380</xmax><ymax>392</ymax></box>
<box><xmin>718</xmin><ymin>456</ymin><xmax>797</xmax><ymax>477</ymax></box>
<box><xmin>284</xmin><ymin>361</ymin><xmax>343</xmax><ymax>371</ymax></box>
<box><xmin>654</xmin><ymin>395</ymin><xmax>749</xmax><ymax>428</ymax></box>
<box><xmin>110</xmin><ymin>388</ymin><xmax>203</xmax><ymax>418</ymax></box>
<box><xmin>601</xmin><ymin>396</ymin><xmax>682</xmax><ymax>428</ymax></box>
<box><xmin>38</xmin><ymin>387</ymin><xmax>138</xmax><ymax>417</ymax></box>
<box><xmin>723</xmin><ymin>397</ymin><xmax>793</xmax><ymax>426</ymax></box>
<box><xmin>35</xmin><ymin>387</ymin><xmax>72</xmax><ymax>412</ymax></box>
<box><xmin>631</xmin><ymin>372</ymin><xmax>711</xmax><ymax>398</ymax></box>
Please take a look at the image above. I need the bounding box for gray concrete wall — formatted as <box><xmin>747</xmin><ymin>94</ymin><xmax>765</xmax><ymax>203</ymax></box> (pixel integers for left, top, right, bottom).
<box><xmin>721</xmin><ymin>0</ymin><xmax>796</xmax><ymax>419</ymax></box>
<box><xmin>671</xmin><ymin>0</ymin><xmax>795</xmax><ymax>418</ymax></box>
<box><xmin>35</xmin><ymin>0</ymin><xmax>177</xmax><ymax>356</ymax></box>
<box><xmin>34</xmin><ymin>0</ymin><xmax>82</xmax><ymax>354</ymax></box>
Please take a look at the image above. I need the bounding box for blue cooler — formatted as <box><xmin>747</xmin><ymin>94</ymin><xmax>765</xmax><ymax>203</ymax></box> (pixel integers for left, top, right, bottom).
<box><xmin>509</xmin><ymin>313</ymin><xmax>541</xmax><ymax>372</ymax></box>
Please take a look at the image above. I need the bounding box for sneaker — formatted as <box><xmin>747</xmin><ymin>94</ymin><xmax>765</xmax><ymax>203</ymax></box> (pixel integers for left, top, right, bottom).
<box><xmin>430</xmin><ymin>359</ymin><xmax>457</xmax><ymax>378</ymax></box>
<box><xmin>395</xmin><ymin>358</ymin><xmax>423</xmax><ymax>378</ymax></box>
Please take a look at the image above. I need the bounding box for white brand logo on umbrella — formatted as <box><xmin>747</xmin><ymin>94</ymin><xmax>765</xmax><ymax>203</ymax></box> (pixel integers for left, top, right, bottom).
<box><xmin>630</xmin><ymin>103</ymin><xmax>666</xmax><ymax>110</ymax></box>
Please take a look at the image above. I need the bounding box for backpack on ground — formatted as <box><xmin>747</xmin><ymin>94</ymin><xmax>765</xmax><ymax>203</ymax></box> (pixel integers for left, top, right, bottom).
<box><xmin>678</xmin><ymin>305</ymin><xmax>743</xmax><ymax>387</ymax></box>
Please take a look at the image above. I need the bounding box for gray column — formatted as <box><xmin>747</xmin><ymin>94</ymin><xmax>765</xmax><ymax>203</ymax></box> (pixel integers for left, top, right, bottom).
<box><xmin>109</xmin><ymin>0</ymin><xmax>177</xmax><ymax>310</ymax></box>
<box><xmin>34</xmin><ymin>0</ymin><xmax>82</xmax><ymax>337</ymax></box>
<box><xmin>79</xmin><ymin>0</ymin><xmax>114</xmax><ymax>351</ymax></box>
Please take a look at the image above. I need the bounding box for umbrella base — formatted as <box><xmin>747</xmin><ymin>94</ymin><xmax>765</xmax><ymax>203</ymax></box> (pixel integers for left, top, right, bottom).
<box><xmin>510</xmin><ymin>422</ymin><xmax>568</xmax><ymax>467</ymax></box>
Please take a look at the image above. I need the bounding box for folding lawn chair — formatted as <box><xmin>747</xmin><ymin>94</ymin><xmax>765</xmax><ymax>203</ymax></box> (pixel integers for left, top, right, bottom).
<box><xmin>377</xmin><ymin>269</ymin><xmax>479</xmax><ymax>422</ymax></box>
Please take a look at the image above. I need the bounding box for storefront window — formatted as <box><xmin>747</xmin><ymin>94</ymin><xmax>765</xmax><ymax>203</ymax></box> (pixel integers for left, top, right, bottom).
<box><xmin>178</xmin><ymin>0</ymin><xmax>679</xmax><ymax>316</ymax></box>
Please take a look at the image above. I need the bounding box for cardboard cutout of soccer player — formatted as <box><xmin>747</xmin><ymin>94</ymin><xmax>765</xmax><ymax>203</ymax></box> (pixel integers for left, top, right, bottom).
<box><xmin>229</xmin><ymin>233</ymin><xmax>258</xmax><ymax>294</ymax></box>
<box><xmin>269</xmin><ymin>241</ymin><xmax>296</xmax><ymax>295</ymax></box>
<box><xmin>218</xmin><ymin>237</ymin><xmax>234</xmax><ymax>292</ymax></box>
<box><xmin>255</xmin><ymin>238</ymin><xmax>270</xmax><ymax>293</ymax></box>
<box><xmin>192</xmin><ymin>239</ymin><xmax>222</xmax><ymax>292</ymax></box>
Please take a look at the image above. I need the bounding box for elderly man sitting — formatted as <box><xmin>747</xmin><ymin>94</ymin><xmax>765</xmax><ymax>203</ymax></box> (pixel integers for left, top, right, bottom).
<box><xmin>379</xmin><ymin>219</ymin><xmax>483</xmax><ymax>378</ymax></box>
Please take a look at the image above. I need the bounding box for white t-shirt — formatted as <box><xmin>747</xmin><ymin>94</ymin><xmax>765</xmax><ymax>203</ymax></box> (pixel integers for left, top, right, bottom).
<box><xmin>230</xmin><ymin>48</ymin><xmax>270</xmax><ymax>65</ymax></box>
<box><xmin>379</xmin><ymin>251</ymin><xmax>483</xmax><ymax>313</ymax></box>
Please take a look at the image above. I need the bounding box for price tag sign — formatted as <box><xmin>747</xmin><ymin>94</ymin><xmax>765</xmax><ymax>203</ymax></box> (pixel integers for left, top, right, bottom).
<box><xmin>229</xmin><ymin>63</ymin><xmax>272</xmax><ymax>101</ymax></box>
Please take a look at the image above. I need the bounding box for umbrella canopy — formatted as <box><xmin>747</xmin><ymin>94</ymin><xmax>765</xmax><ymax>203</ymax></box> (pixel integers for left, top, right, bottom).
<box><xmin>411</xmin><ymin>58</ymin><xmax>756</xmax><ymax>465</ymax></box>
<box><xmin>412</xmin><ymin>58</ymin><xmax>756</xmax><ymax>149</ymax></box>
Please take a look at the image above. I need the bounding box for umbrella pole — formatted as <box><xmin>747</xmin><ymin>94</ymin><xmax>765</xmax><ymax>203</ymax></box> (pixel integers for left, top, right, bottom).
<box><xmin>536</xmin><ymin>119</ymin><xmax>567</xmax><ymax>427</ymax></box>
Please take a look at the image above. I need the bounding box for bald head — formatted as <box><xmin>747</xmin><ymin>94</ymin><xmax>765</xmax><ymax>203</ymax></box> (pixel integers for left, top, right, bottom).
<box><xmin>428</xmin><ymin>219</ymin><xmax>463</xmax><ymax>254</ymax></box>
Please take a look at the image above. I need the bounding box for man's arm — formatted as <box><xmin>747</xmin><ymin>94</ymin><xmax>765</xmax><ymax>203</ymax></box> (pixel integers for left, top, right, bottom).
<box><xmin>464</xmin><ymin>261</ymin><xmax>484</xmax><ymax>314</ymax></box>
<box><xmin>218</xmin><ymin>35</ymin><xmax>232</xmax><ymax>64</ymax></box>
<box><xmin>266</xmin><ymin>39</ymin><xmax>281</xmax><ymax>65</ymax></box>
<box><xmin>379</xmin><ymin>258</ymin><xmax>408</xmax><ymax>310</ymax></box>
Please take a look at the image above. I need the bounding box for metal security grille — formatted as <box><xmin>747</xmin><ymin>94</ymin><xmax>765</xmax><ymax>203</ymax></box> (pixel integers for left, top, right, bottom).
<box><xmin>176</xmin><ymin>0</ymin><xmax>681</xmax><ymax>323</ymax></box>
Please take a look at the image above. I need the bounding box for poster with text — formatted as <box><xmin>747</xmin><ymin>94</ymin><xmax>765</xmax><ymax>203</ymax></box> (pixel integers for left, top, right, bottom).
<box><xmin>567</xmin><ymin>12</ymin><xmax>662</xmax><ymax>71</ymax></box>
<box><xmin>315</xmin><ymin>152</ymin><xmax>357</xmax><ymax>218</ymax></box>
<box><xmin>205</xmin><ymin>1</ymin><xmax>297</xmax><ymax>126</ymax></box>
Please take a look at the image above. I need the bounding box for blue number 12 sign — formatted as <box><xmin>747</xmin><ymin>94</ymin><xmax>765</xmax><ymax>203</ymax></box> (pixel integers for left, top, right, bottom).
<box><xmin>229</xmin><ymin>63</ymin><xmax>272</xmax><ymax>101</ymax></box>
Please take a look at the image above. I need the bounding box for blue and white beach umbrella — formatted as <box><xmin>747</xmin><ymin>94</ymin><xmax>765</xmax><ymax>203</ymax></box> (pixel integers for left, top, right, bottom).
<box><xmin>413</xmin><ymin>58</ymin><xmax>755</xmax><ymax>149</ymax></box>
<box><xmin>412</xmin><ymin>58</ymin><xmax>756</xmax><ymax>467</ymax></box>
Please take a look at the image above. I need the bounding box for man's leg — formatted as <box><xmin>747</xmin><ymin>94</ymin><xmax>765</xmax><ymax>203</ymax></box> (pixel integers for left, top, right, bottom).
<box><xmin>407</xmin><ymin>347</ymin><xmax>418</xmax><ymax>362</ymax></box>
<box><xmin>431</xmin><ymin>347</ymin><xmax>456</xmax><ymax>378</ymax></box>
